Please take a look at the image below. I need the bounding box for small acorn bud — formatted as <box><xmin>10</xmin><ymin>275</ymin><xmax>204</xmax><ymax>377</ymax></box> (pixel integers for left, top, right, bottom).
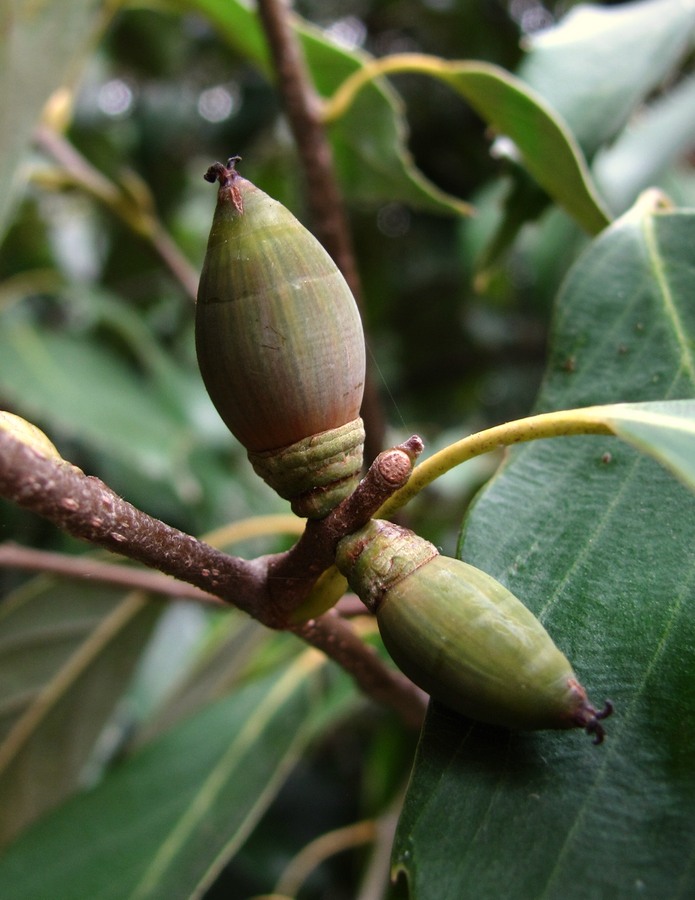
<box><xmin>196</xmin><ymin>157</ymin><xmax>366</xmax><ymax>518</ymax></box>
<box><xmin>0</xmin><ymin>411</ymin><xmax>63</xmax><ymax>462</ymax></box>
<box><xmin>336</xmin><ymin>520</ymin><xmax>612</xmax><ymax>741</ymax></box>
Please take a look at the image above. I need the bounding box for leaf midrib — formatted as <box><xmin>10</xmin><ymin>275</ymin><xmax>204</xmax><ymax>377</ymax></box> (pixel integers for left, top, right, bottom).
<box><xmin>643</xmin><ymin>214</ymin><xmax>695</xmax><ymax>384</ymax></box>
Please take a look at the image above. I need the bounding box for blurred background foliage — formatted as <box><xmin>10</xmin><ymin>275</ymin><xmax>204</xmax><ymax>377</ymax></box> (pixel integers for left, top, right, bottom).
<box><xmin>1</xmin><ymin>0</ymin><xmax>695</xmax><ymax>897</ymax></box>
<box><xmin>0</xmin><ymin>0</ymin><xmax>551</xmax><ymax>556</ymax></box>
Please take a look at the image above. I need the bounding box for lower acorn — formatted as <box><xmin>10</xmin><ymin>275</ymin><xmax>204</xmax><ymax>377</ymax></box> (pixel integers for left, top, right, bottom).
<box><xmin>336</xmin><ymin>519</ymin><xmax>612</xmax><ymax>741</ymax></box>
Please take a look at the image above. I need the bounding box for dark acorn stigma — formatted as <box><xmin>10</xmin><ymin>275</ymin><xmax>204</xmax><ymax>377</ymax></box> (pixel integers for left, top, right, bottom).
<box><xmin>575</xmin><ymin>699</ymin><xmax>614</xmax><ymax>745</ymax></box>
<box><xmin>204</xmin><ymin>155</ymin><xmax>242</xmax><ymax>185</ymax></box>
<box><xmin>204</xmin><ymin>156</ymin><xmax>244</xmax><ymax>213</ymax></box>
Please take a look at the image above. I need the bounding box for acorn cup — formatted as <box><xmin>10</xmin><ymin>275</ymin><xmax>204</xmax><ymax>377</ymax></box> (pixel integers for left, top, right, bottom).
<box><xmin>336</xmin><ymin>519</ymin><xmax>612</xmax><ymax>741</ymax></box>
<box><xmin>196</xmin><ymin>157</ymin><xmax>366</xmax><ymax>518</ymax></box>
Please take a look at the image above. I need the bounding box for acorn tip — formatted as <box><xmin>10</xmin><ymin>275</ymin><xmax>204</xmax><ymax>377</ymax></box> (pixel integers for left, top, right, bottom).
<box><xmin>575</xmin><ymin>699</ymin><xmax>613</xmax><ymax>745</ymax></box>
<box><xmin>203</xmin><ymin>155</ymin><xmax>242</xmax><ymax>186</ymax></box>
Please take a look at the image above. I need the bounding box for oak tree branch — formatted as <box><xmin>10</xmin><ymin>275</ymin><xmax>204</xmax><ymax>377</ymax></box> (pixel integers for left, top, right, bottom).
<box><xmin>0</xmin><ymin>429</ymin><xmax>426</xmax><ymax>724</ymax></box>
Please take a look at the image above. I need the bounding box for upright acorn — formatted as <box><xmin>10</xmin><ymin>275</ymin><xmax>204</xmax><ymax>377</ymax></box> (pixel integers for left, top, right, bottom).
<box><xmin>196</xmin><ymin>157</ymin><xmax>366</xmax><ymax>518</ymax></box>
<box><xmin>336</xmin><ymin>520</ymin><xmax>612</xmax><ymax>740</ymax></box>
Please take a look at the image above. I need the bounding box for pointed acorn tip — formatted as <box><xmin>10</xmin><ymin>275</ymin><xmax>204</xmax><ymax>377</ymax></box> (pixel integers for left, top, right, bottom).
<box><xmin>583</xmin><ymin>700</ymin><xmax>613</xmax><ymax>745</ymax></box>
<box><xmin>204</xmin><ymin>156</ymin><xmax>244</xmax><ymax>213</ymax></box>
<box><xmin>203</xmin><ymin>155</ymin><xmax>242</xmax><ymax>186</ymax></box>
<box><xmin>566</xmin><ymin>678</ymin><xmax>613</xmax><ymax>744</ymax></box>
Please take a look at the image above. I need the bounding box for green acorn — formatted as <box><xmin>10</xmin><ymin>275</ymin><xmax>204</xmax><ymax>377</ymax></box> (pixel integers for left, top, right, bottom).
<box><xmin>196</xmin><ymin>157</ymin><xmax>366</xmax><ymax>518</ymax></box>
<box><xmin>336</xmin><ymin>519</ymin><xmax>612</xmax><ymax>741</ymax></box>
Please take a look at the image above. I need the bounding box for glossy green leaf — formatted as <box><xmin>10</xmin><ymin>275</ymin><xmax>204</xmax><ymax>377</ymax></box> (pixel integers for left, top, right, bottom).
<box><xmin>325</xmin><ymin>53</ymin><xmax>611</xmax><ymax>235</ymax></box>
<box><xmin>394</xmin><ymin>202</ymin><xmax>695</xmax><ymax>895</ymax></box>
<box><xmin>130</xmin><ymin>611</ymin><xmax>273</xmax><ymax>749</ymax></box>
<box><xmin>435</xmin><ymin>62</ymin><xmax>610</xmax><ymax>234</ymax></box>
<box><xmin>0</xmin><ymin>0</ymin><xmax>109</xmax><ymax>241</ymax></box>
<box><xmin>480</xmin><ymin>0</ymin><xmax>695</xmax><ymax>268</ymax></box>
<box><xmin>0</xmin><ymin>308</ymin><xmax>240</xmax><ymax>524</ymax></box>
<box><xmin>594</xmin><ymin>76</ymin><xmax>695</xmax><ymax>214</ymax></box>
<box><xmin>603</xmin><ymin>399</ymin><xmax>695</xmax><ymax>492</ymax></box>
<box><xmin>0</xmin><ymin>284</ymin><xmax>288</xmax><ymax>525</ymax></box>
<box><xmin>171</xmin><ymin>0</ymin><xmax>613</xmax><ymax>232</ymax></box>
<box><xmin>0</xmin><ymin>575</ymin><xmax>161</xmax><ymax>847</ymax></box>
<box><xmin>0</xmin><ymin>316</ymin><xmax>188</xmax><ymax>476</ymax></box>
<box><xmin>0</xmin><ymin>645</ymin><xmax>362</xmax><ymax>899</ymax></box>
<box><xmin>519</xmin><ymin>0</ymin><xmax>695</xmax><ymax>159</ymax></box>
<box><xmin>173</xmin><ymin>0</ymin><xmax>469</xmax><ymax>216</ymax></box>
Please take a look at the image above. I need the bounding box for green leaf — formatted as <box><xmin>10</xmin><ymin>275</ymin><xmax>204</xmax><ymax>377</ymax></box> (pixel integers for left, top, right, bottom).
<box><xmin>0</xmin><ymin>307</ymin><xmax>249</xmax><ymax>525</ymax></box>
<box><xmin>434</xmin><ymin>62</ymin><xmax>611</xmax><ymax>235</ymax></box>
<box><xmin>0</xmin><ymin>646</ymin><xmax>361</xmax><ymax>899</ymax></box>
<box><xmin>173</xmin><ymin>0</ymin><xmax>469</xmax><ymax>216</ymax></box>
<box><xmin>475</xmin><ymin>0</ymin><xmax>695</xmax><ymax>276</ymax></box>
<box><xmin>394</xmin><ymin>202</ymin><xmax>695</xmax><ymax>895</ymax></box>
<box><xmin>519</xmin><ymin>0</ymin><xmax>695</xmax><ymax>159</ymax></box>
<box><xmin>0</xmin><ymin>288</ymin><xmax>286</xmax><ymax>527</ymax></box>
<box><xmin>130</xmin><ymin>611</ymin><xmax>274</xmax><ymax>749</ymax></box>
<box><xmin>603</xmin><ymin>399</ymin><xmax>695</xmax><ymax>492</ymax></box>
<box><xmin>0</xmin><ymin>316</ymin><xmax>182</xmax><ymax>465</ymax></box>
<box><xmin>594</xmin><ymin>76</ymin><xmax>695</xmax><ymax>214</ymax></box>
<box><xmin>325</xmin><ymin>55</ymin><xmax>611</xmax><ymax>235</ymax></box>
<box><xmin>0</xmin><ymin>575</ymin><xmax>161</xmax><ymax>847</ymax></box>
<box><xmin>0</xmin><ymin>0</ymin><xmax>110</xmax><ymax>241</ymax></box>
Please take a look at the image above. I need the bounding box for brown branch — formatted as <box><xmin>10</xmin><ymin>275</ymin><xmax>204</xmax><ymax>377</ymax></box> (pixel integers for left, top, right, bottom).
<box><xmin>149</xmin><ymin>224</ymin><xmax>200</xmax><ymax>301</ymax></box>
<box><xmin>0</xmin><ymin>429</ymin><xmax>427</xmax><ymax>725</ymax></box>
<box><xmin>294</xmin><ymin>610</ymin><xmax>427</xmax><ymax>730</ymax></box>
<box><xmin>0</xmin><ymin>430</ymin><xmax>265</xmax><ymax>611</ymax></box>
<box><xmin>259</xmin><ymin>436</ymin><xmax>424</xmax><ymax>626</ymax></box>
<box><xmin>0</xmin><ymin>541</ymin><xmax>367</xmax><ymax>616</ymax></box>
<box><xmin>256</xmin><ymin>0</ymin><xmax>385</xmax><ymax>463</ymax></box>
<box><xmin>0</xmin><ymin>543</ymin><xmax>224</xmax><ymax>606</ymax></box>
<box><xmin>334</xmin><ymin>594</ymin><xmax>367</xmax><ymax>618</ymax></box>
<box><xmin>0</xmin><ymin>430</ymin><xmax>422</xmax><ymax>625</ymax></box>
<box><xmin>256</xmin><ymin>0</ymin><xmax>358</xmax><ymax>287</ymax></box>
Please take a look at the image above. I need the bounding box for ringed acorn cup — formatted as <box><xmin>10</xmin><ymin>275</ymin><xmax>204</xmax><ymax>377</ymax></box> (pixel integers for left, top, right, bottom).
<box><xmin>196</xmin><ymin>157</ymin><xmax>366</xmax><ymax>518</ymax></box>
<box><xmin>336</xmin><ymin>519</ymin><xmax>612</xmax><ymax>742</ymax></box>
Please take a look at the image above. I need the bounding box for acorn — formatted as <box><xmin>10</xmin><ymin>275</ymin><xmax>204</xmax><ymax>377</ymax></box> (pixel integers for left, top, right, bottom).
<box><xmin>0</xmin><ymin>411</ymin><xmax>63</xmax><ymax>462</ymax></box>
<box><xmin>336</xmin><ymin>520</ymin><xmax>612</xmax><ymax>741</ymax></box>
<box><xmin>196</xmin><ymin>157</ymin><xmax>366</xmax><ymax>518</ymax></box>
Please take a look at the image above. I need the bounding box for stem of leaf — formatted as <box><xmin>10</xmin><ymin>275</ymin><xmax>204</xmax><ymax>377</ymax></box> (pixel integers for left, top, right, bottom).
<box><xmin>323</xmin><ymin>53</ymin><xmax>473</xmax><ymax>123</ymax></box>
<box><xmin>378</xmin><ymin>406</ymin><xmax>615</xmax><ymax>518</ymax></box>
<box><xmin>32</xmin><ymin>124</ymin><xmax>199</xmax><ymax>300</ymax></box>
<box><xmin>203</xmin><ymin>514</ymin><xmax>306</xmax><ymax>549</ymax></box>
<box><xmin>293</xmin><ymin>406</ymin><xmax>616</xmax><ymax>622</ymax></box>
<box><xmin>274</xmin><ymin>819</ymin><xmax>378</xmax><ymax>898</ymax></box>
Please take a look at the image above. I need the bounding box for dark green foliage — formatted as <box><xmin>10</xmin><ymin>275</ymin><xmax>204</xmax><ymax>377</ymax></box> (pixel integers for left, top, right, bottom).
<box><xmin>1</xmin><ymin>1</ymin><xmax>695</xmax><ymax>898</ymax></box>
